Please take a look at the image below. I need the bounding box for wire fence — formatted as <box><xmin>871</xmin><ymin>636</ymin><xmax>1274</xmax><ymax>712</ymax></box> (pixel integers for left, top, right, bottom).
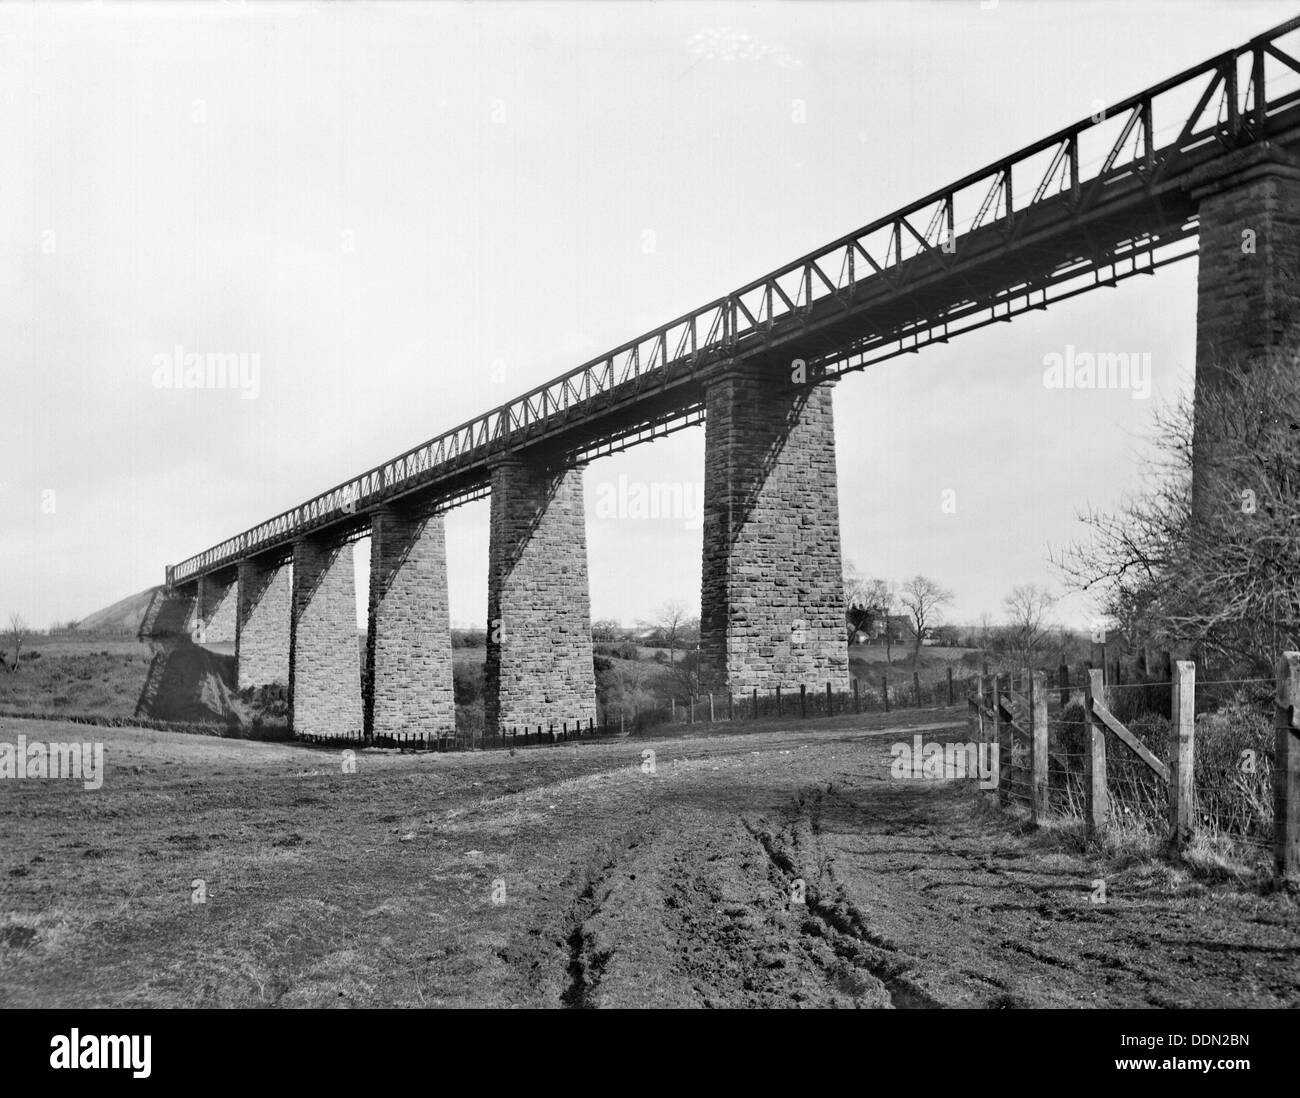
<box><xmin>969</xmin><ymin>663</ymin><xmax>1289</xmax><ymax>875</ymax></box>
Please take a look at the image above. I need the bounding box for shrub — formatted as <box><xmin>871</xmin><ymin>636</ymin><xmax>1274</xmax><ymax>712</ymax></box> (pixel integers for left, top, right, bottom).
<box><xmin>455</xmin><ymin>702</ymin><xmax>485</xmax><ymax>739</ymax></box>
<box><xmin>453</xmin><ymin>662</ymin><xmax>485</xmax><ymax>705</ymax></box>
<box><xmin>239</xmin><ymin>682</ymin><xmax>288</xmax><ymax>720</ymax></box>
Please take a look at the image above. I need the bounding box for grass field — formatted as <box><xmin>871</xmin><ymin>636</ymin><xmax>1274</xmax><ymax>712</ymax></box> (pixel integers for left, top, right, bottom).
<box><xmin>0</xmin><ymin>640</ymin><xmax>156</xmax><ymax>719</ymax></box>
<box><xmin>3</xmin><ymin>709</ymin><xmax>1297</xmax><ymax>1008</ymax></box>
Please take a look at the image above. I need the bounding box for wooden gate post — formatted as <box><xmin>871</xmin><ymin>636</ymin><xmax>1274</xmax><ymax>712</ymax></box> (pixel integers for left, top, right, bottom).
<box><xmin>991</xmin><ymin>674</ymin><xmax>1007</xmax><ymax>807</ymax></box>
<box><xmin>1274</xmin><ymin>652</ymin><xmax>1300</xmax><ymax>881</ymax></box>
<box><xmin>1031</xmin><ymin>670</ymin><xmax>1049</xmax><ymax>824</ymax></box>
<box><xmin>1168</xmin><ymin>660</ymin><xmax>1196</xmax><ymax>855</ymax></box>
<box><xmin>1083</xmin><ymin>668</ymin><xmax>1109</xmax><ymax>835</ymax></box>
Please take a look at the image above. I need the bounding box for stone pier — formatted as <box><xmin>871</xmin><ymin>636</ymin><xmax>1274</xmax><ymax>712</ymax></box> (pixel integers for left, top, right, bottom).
<box><xmin>699</xmin><ymin>360</ymin><xmax>849</xmax><ymax>693</ymax></box>
<box><xmin>236</xmin><ymin>557</ymin><xmax>291</xmax><ymax>690</ymax></box>
<box><xmin>1190</xmin><ymin>145</ymin><xmax>1300</xmax><ymax>524</ymax></box>
<box><xmin>194</xmin><ymin>572</ymin><xmax>237</xmax><ymax>644</ymax></box>
<box><xmin>289</xmin><ymin>537</ymin><xmax>363</xmax><ymax>738</ymax></box>
<box><xmin>485</xmin><ymin>458</ymin><xmax>597</xmax><ymax>735</ymax></box>
<box><xmin>365</xmin><ymin>508</ymin><xmax>455</xmax><ymax>741</ymax></box>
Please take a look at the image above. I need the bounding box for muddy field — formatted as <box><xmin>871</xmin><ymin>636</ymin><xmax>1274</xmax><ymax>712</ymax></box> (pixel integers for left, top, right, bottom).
<box><xmin>1</xmin><ymin>710</ymin><xmax>1297</xmax><ymax>1008</ymax></box>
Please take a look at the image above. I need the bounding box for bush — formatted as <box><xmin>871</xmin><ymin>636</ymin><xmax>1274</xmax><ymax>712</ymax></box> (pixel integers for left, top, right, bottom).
<box><xmin>239</xmin><ymin>682</ymin><xmax>288</xmax><ymax>720</ymax></box>
<box><xmin>1192</xmin><ymin>694</ymin><xmax>1273</xmax><ymax>840</ymax></box>
<box><xmin>455</xmin><ymin>702</ymin><xmax>485</xmax><ymax>739</ymax></box>
<box><xmin>453</xmin><ymin>662</ymin><xmax>485</xmax><ymax>705</ymax></box>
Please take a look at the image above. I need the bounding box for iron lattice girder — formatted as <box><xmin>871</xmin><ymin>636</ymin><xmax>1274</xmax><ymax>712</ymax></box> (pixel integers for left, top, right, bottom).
<box><xmin>169</xmin><ymin>16</ymin><xmax>1300</xmax><ymax>586</ymax></box>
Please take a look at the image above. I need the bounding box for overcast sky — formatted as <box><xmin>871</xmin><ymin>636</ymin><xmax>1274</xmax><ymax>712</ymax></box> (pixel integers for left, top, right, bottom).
<box><xmin>3</xmin><ymin>0</ymin><xmax>1294</xmax><ymax>632</ymax></box>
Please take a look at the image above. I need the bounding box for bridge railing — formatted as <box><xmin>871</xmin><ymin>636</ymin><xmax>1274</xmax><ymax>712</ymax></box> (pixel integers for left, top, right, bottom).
<box><xmin>169</xmin><ymin>16</ymin><xmax>1300</xmax><ymax>586</ymax></box>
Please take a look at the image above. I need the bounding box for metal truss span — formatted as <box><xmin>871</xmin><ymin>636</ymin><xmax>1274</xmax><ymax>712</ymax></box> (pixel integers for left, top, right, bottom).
<box><xmin>169</xmin><ymin>15</ymin><xmax>1300</xmax><ymax>586</ymax></box>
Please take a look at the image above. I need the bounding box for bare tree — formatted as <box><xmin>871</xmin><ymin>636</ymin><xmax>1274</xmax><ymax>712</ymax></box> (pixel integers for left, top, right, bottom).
<box><xmin>1002</xmin><ymin>584</ymin><xmax>1057</xmax><ymax>668</ymax></box>
<box><xmin>6</xmin><ymin>614</ymin><xmax>29</xmax><ymax>673</ymax></box>
<box><xmin>843</xmin><ymin>559</ymin><xmax>867</xmax><ymax>610</ymax></box>
<box><xmin>644</xmin><ymin>601</ymin><xmax>690</xmax><ymax>665</ymax></box>
<box><xmin>898</xmin><ymin>576</ymin><xmax>953</xmax><ymax>666</ymax></box>
<box><xmin>591</xmin><ymin>618</ymin><xmax>621</xmax><ymax>643</ymax></box>
<box><xmin>844</xmin><ymin>562</ymin><xmax>892</xmax><ymax>646</ymax></box>
<box><xmin>1052</xmin><ymin>354</ymin><xmax>1300</xmax><ymax>676</ymax></box>
<box><xmin>863</xmin><ymin>578</ymin><xmax>897</xmax><ymax>662</ymax></box>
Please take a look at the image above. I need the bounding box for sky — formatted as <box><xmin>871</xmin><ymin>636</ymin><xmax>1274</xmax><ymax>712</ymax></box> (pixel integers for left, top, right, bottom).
<box><xmin>2</xmin><ymin>0</ymin><xmax>1295</xmax><ymax>632</ymax></box>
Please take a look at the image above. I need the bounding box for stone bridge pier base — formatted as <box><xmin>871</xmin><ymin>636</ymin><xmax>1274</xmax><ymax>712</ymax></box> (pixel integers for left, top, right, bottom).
<box><xmin>289</xmin><ymin>537</ymin><xmax>363</xmax><ymax>739</ymax></box>
<box><xmin>236</xmin><ymin>557</ymin><xmax>291</xmax><ymax>690</ymax></box>
<box><xmin>699</xmin><ymin>361</ymin><xmax>849</xmax><ymax>694</ymax></box>
<box><xmin>485</xmin><ymin>458</ymin><xmax>597</xmax><ymax>736</ymax></box>
<box><xmin>365</xmin><ymin>508</ymin><xmax>455</xmax><ymax>741</ymax></box>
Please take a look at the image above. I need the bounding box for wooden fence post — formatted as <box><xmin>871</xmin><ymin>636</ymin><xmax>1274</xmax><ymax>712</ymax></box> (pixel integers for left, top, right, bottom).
<box><xmin>913</xmin><ymin>670</ymin><xmax>922</xmax><ymax>709</ymax></box>
<box><xmin>708</xmin><ymin>692</ymin><xmax>715</xmax><ymax>723</ymax></box>
<box><xmin>728</xmin><ymin>691</ymin><xmax>734</xmax><ymax>721</ymax></box>
<box><xmin>753</xmin><ymin>686</ymin><xmax>758</xmax><ymax>719</ymax></box>
<box><xmin>1274</xmin><ymin>652</ymin><xmax>1300</xmax><ymax>881</ymax></box>
<box><xmin>975</xmin><ymin>675</ymin><xmax>987</xmax><ymax>748</ymax></box>
<box><xmin>826</xmin><ymin>681</ymin><xmax>833</xmax><ymax>716</ymax></box>
<box><xmin>882</xmin><ymin>676</ymin><xmax>890</xmax><ymax>713</ymax></box>
<box><xmin>776</xmin><ymin>686</ymin><xmax>782</xmax><ymax>716</ymax></box>
<box><xmin>800</xmin><ymin>684</ymin><xmax>807</xmax><ymax>719</ymax></box>
<box><xmin>1083</xmin><ymin>668</ymin><xmax>1109</xmax><ymax>835</ymax></box>
<box><xmin>670</xmin><ymin>697</ymin><xmax>675</xmax><ymax>722</ymax></box>
<box><xmin>1031</xmin><ymin>670</ymin><xmax>1049</xmax><ymax>824</ymax></box>
<box><xmin>853</xmin><ymin>679</ymin><xmax>861</xmax><ymax>714</ymax></box>
<box><xmin>991</xmin><ymin>674</ymin><xmax>1006</xmax><ymax>807</ymax></box>
<box><xmin>947</xmin><ymin>667</ymin><xmax>954</xmax><ymax>706</ymax></box>
<box><xmin>1168</xmin><ymin>660</ymin><xmax>1196</xmax><ymax>855</ymax></box>
<box><xmin>1057</xmin><ymin>663</ymin><xmax>1069</xmax><ymax>708</ymax></box>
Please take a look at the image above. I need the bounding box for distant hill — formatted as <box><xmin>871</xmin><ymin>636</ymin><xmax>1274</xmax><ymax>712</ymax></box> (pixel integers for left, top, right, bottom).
<box><xmin>77</xmin><ymin>587</ymin><xmax>162</xmax><ymax>634</ymax></box>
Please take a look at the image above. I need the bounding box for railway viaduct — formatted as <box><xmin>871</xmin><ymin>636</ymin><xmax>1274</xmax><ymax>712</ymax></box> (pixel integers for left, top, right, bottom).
<box><xmin>157</xmin><ymin>18</ymin><xmax>1300</xmax><ymax>740</ymax></box>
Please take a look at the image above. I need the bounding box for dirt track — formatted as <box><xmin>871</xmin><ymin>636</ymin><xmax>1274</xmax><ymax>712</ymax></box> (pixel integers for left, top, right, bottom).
<box><xmin>2</xmin><ymin>711</ymin><xmax>1297</xmax><ymax>1008</ymax></box>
